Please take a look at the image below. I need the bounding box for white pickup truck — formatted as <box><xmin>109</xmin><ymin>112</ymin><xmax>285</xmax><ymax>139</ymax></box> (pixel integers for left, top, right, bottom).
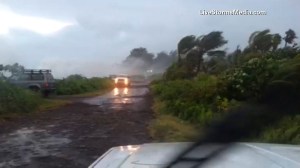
<box><xmin>89</xmin><ymin>142</ymin><xmax>300</xmax><ymax>168</ymax></box>
<box><xmin>113</xmin><ymin>74</ymin><xmax>131</xmax><ymax>87</ymax></box>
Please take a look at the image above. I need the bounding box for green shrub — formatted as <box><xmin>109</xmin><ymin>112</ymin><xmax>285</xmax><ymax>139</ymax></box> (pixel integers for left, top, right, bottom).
<box><xmin>0</xmin><ymin>81</ymin><xmax>42</xmax><ymax>114</ymax></box>
<box><xmin>151</xmin><ymin>74</ymin><xmax>221</xmax><ymax>126</ymax></box>
<box><xmin>273</xmin><ymin>47</ymin><xmax>300</xmax><ymax>59</ymax></box>
<box><xmin>164</xmin><ymin>63</ymin><xmax>193</xmax><ymax>80</ymax></box>
<box><xmin>221</xmin><ymin>55</ymin><xmax>281</xmax><ymax>100</ymax></box>
<box><xmin>152</xmin><ymin>74</ymin><xmax>218</xmax><ymax>102</ymax></box>
<box><xmin>56</xmin><ymin>75</ymin><xmax>113</xmax><ymax>95</ymax></box>
<box><xmin>273</xmin><ymin>55</ymin><xmax>300</xmax><ymax>81</ymax></box>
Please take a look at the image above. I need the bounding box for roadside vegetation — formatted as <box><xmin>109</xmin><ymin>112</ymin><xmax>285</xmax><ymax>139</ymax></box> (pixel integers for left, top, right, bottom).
<box><xmin>149</xmin><ymin>114</ymin><xmax>199</xmax><ymax>142</ymax></box>
<box><xmin>0</xmin><ymin>66</ymin><xmax>113</xmax><ymax>120</ymax></box>
<box><xmin>55</xmin><ymin>74</ymin><xmax>113</xmax><ymax>95</ymax></box>
<box><xmin>0</xmin><ymin>80</ymin><xmax>42</xmax><ymax>115</ymax></box>
<box><xmin>0</xmin><ymin>81</ymin><xmax>70</xmax><ymax>121</ymax></box>
<box><xmin>150</xmin><ymin>29</ymin><xmax>300</xmax><ymax>143</ymax></box>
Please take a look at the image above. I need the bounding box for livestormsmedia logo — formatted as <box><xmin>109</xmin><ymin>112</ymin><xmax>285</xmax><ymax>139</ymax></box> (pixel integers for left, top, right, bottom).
<box><xmin>200</xmin><ymin>9</ymin><xmax>267</xmax><ymax>16</ymax></box>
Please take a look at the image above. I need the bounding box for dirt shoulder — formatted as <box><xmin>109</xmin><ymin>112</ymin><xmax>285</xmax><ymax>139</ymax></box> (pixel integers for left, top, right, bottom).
<box><xmin>0</xmin><ymin>91</ymin><xmax>153</xmax><ymax>168</ymax></box>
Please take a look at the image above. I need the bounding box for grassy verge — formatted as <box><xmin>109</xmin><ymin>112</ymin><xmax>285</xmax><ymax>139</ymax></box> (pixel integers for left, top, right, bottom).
<box><xmin>0</xmin><ymin>81</ymin><xmax>42</xmax><ymax>115</ymax></box>
<box><xmin>0</xmin><ymin>75</ymin><xmax>113</xmax><ymax>123</ymax></box>
<box><xmin>257</xmin><ymin>115</ymin><xmax>300</xmax><ymax>144</ymax></box>
<box><xmin>0</xmin><ymin>98</ymin><xmax>70</xmax><ymax>122</ymax></box>
<box><xmin>149</xmin><ymin>98</ymin><xmax>200</xmax><ymax>142</ymax></box>
<box><xmin>149</xmin><ymin>114</ymin><xmax>199</xmax><ymax>142</ymax></box>
<box><xmin>37</xmin><ymin>99</ymin><xmax>71</xmax><ymax>112</ymax></box>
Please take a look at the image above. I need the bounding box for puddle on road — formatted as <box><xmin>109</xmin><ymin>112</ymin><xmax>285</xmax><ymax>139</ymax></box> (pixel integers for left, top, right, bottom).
<box><xmin>82</xmin><ymin>87</ymin><xmax>148</xmax><ymax>106</ymax></box>
<box><xmin>0</xmin><ymin>127</ymin><xmax>70</xmax><ymax>167</ymax></box>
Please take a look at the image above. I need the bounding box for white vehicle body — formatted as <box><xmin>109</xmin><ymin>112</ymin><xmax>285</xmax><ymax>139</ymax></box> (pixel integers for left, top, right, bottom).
<box><xmin>89</xmin><ymin>142</ymin><xmax>300</xmax><ymax>168</ymax></box>
<box><xmin>114</xmin><ymin>75</ymin><xmax>130</xmax><ymax>87</ymax></box>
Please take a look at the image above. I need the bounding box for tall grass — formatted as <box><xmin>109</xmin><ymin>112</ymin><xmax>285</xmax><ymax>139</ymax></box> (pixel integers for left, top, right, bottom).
<box><xmin>258</xmin><ymin>115</ymin><xmax>300</xmax><ymax>144</ymax></box>
<box><xmin>149</xmin><ymin>114</ymin><xmax>199</xmax><ymax>142</ymax></box>
<box><xmin>0</xmin><ymin>81</ymin><xmax>42</xmax><ymax>114</ymax></box>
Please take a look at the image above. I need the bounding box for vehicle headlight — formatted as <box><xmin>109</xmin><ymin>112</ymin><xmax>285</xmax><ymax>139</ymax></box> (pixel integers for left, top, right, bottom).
<box><xmin>124</xmin><ymin>87</ymin><xmax>128</xmax><ymax>94</ymax></box>
<box><xmin>114</xmin><ymin>88</ymin><xmax>119</xmax><ymax>96</ymax></box>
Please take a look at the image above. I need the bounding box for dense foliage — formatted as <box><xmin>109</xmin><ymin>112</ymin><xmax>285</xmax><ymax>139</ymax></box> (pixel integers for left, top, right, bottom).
<box><xmin>152</xmin><ymin>74</ymin><xmax>236</xmax><ymax>126</ymax></box>
<box><xmin>0</xmin><ymin>81</ymin><xmax>42</xmax><ymax>114</ymax></box>
<box><xmin>151</xmin><ymin>29</ymin><xmax>300</xmax><ymax>143</ymax></box>
<box><xmin>56</xmin><ymin>74</ymin><xmax>113</xmax><ymax>95</ymax></box>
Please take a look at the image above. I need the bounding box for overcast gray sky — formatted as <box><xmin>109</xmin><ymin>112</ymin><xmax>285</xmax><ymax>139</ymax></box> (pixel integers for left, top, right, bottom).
<box><xmin>0</xmin><ymin>0</ymin><xmax>299</xmax><ymax>77</ymax></box>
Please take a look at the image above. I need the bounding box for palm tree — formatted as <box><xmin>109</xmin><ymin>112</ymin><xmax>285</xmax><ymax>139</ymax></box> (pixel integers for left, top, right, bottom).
<box><xmin>177</xmin><ymin>35</ymin><xmax>197</xmax><ymax>62</ymax></box>
<box><xmin>272</xmin><ymin>34</ymin><xmax>282</xmax><ymax>51</ymax></box>
<box><xmin>283</xmin><ymin>29</ymin><xmax>297</xmax><ymax>47</ymax></box>
<box><xmin>248</xmin><ymin>29</ymin><xmax>273</xmax><ymax>52</ymax></box>
<box><xmin>177</xmin><ymin>31</ymin><xmax>227</xmax><ymax>73</ymax></box>
<box><xmin>248</xmin><ymin>29</ymin><xmax>282</xmax><ymax>53</ymax></box>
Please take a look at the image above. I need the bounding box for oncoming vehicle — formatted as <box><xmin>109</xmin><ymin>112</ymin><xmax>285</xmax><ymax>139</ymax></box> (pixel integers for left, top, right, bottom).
<box><xmin>8</xmin><ymin>69</ymin><xmax>56</xmax><ymax>97</ymax></box>
<box><xmin>114</xmin><ymin>74</ymin><xmax>131</xmax><ymax>87</ymax></box>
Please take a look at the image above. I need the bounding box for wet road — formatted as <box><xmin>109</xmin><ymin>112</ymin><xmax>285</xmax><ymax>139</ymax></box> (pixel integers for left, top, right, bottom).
<box><xmin>0</xmin><ymin>81</ymin><xmax>153</xmax><ymax>168</ymax></box>
<box><xmin>83</xmin><ymin>84</ymin><xmax>148</xmax><ymax>110</ymax></box>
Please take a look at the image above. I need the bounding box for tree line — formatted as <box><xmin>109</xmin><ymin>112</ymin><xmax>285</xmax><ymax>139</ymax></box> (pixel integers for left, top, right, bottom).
<box><xmin>165</xmin><ymin>29</ymin><xmax>298</xmax><ymax>79</ymax></box>
<box><xmin>121</xmin><ymin>29</ymin><xmax>298</xmax><ymax>77</ymax></box>
<box><xmin>122</xmin><ymin>47</ymin><xmax>177</xmax><ymax>73</ymax></box>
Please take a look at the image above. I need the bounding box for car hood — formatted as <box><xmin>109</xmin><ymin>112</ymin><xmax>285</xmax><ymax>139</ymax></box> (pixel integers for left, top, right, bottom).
<box><xmin>89</xmin><ymin>142</ymin><xmax>300</xmax><ymax>168</ymax></box>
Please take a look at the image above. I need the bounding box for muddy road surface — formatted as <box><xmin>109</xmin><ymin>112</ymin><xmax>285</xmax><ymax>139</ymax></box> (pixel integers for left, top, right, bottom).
<box><xmin>0</xmin><ymin>82</ymin><xmax>153</xmax><ymax>168</ymax></box>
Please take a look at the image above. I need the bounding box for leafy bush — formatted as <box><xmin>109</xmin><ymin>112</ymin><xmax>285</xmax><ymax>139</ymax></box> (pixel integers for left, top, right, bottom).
<box><xmin>152</xmin><ymin>74</ymin><xmax>219</xmax><ymax>102</ymax></box>
<box><xmin>262</xmin><ymin>55</ymin><xmax>300</xmax><ymax>106</ymax></box>
<box><xmin>0</xmin><ymin>81</ymin><xmax>42</xmax><ymax>114</ymax></box>
<box><xmin>164</xmin><ymin>63</ymin><xmax>193</xmax><ymax>80</ymax></box>
<box><xmin>56</xmin><ymin>75</ymin><xmax>113</xmax><ymax>95</ymax></box>
<box><xmin>273</xmin><ymin>47</ymin><xmax>300</xmax><ymax>59</ymax></box>
<box><xmin>220</xmin><ymin>55</ymin><xmax>281</xmax><ymax>100</ymax></box>
<box><xmin>151</xmin><ymin>74</ymin><xmax>221</xmax><ymax>126</ymax></box>
<box><xmin>272</xmin><ymin>55</ymin><xmax>300</xmax><ymax>82</ymax></box>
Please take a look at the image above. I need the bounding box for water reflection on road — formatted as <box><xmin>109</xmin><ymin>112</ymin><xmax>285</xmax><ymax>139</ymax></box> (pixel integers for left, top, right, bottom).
<box><xmin>0</xmin><ymin>127</ymin><xmax>70</xmax><ymax>167</ymax></box>
<box><xmin>82</xmin><ymin>83</ymin><xmax>149</xmax><ymax>110</ymax></box>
